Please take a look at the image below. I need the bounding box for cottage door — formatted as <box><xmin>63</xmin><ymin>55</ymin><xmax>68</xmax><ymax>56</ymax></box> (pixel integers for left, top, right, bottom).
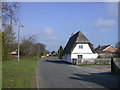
<box><xmin>78</xmin><ymin>55</ymin><xmax>82</xmax><ymax>64</ymax></box>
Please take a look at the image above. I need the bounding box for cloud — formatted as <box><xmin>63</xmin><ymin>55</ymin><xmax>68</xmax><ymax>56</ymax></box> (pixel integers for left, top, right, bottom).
<box><xmin>100</xmin><ymin>28</ymin><xmax>110</xmax><ymax>32</ymax></box>
<box><xmin>38</xmin><ymin>27</ymin><xmax>59</xmax><ymax>51</ymax></box>
<box><xmin>40</xmin><ymin>27</ymin><xmax>58</xmax><ymax>41</ymax></box>
<box><xmin>94</xmin><ymin>18</ymin><xmax>116</xmax><ymax>28</ymax></box>
<box><xmin>43</xmin><ymin>27</ymin><xmax>53</xmax><ymax>35</ymax></box>
<box><xmin>17</xmin><ymin>25</ymin><xmax>58</xmax><ymax>51</ymax></box>
<box><xmin>92</xmin><ymin>17</ymin><xmax>117</xmax><ymax>33</ymax></box>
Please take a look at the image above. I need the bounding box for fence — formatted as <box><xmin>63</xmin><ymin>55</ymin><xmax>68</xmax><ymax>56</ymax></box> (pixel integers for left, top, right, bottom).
<box><xmin>78</xmin><ymin>58</ymin><xmax>120</xmax><ymax>74</ymax></box>
<box><xmin>81</xmin><ymin>58</ymin><xmax>111</xmax><ymax>65</ymax></box>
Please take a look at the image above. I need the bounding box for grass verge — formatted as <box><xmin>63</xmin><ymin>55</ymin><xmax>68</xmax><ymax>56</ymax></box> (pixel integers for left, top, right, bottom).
<box><xmin>2</xmin><ymin>56</ymin><xmax>40</xmax><ymax>88</ymax></box>
<box><xmin>0</xmin><ymin>61</ymin><xmax>2</xmax><ymax>90</ymax></box>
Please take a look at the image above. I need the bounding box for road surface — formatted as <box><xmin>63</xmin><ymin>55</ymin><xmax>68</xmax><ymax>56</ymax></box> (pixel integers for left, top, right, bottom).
<box><xmin>36</xmin><ymin>57</ymin><xmax>119</xmax><ymax>88</ymax></box>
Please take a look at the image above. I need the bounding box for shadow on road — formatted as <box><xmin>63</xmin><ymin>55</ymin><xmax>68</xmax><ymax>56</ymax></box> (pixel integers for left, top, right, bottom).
<box><xmin>69</xmin><ymin>72</ymin><xmax>120</xmax><ymax>88</ymax></box>
<box><xmin>45</xmin><ymin>60</ymin><xmax>72</xmax><ymax>65</ymax></box>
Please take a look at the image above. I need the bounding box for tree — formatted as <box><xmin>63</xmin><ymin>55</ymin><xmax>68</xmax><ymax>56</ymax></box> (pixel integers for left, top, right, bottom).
<box><xmin>2</xmin><ymin>31</ymin><xmax>9</xmax><ymax>60</ymax></box>
<box><xmin>58</xmin><ymin>46</ymin><xmax>63</xmax><ymax>59</ymax></box>
<box><xmin>20</xmin><ymin>35</ymin><xmax>36</xmax><ymax>56</ymax></box>
<box><xmin>20</xmin><ymin>35</ymin><xmax>47</xmax><ymax>57</ymax></box>
<box><xmin>2</xmin><ymin>2</ymin><xmax>20</xmax><ymax>60</ymax></box>
<box><xmin>2</xmin><ymin>2</ymin><xmax>20</xmax><ymax>27</ymax></box>
<box><xmin>0</xmin><ymin>30</ymin><xmax>2</xmax><ymax>60</ymax></box>
<box><xmin>51</xmin><ymin>51</ymin><xmax>56</xmax><ymax>56</ymax></box>
<box><xmin>33</xmin><ymin>43</ymin><xmax>46</xmax><ymax>57</ymax></box>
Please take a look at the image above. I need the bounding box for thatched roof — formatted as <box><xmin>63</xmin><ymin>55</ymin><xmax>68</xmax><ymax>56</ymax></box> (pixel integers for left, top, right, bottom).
<box><xmin>63</xmin><ymin>31</ymin><xmax>96</xmax><ymax>55</ymax></box>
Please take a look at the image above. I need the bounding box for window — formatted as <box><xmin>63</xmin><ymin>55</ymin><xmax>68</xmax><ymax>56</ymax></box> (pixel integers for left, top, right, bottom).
<box><xmin>78</xmin><ymin>55</ymin><xmax>82</xmax><ymax>63</ymax></box>
<box><xmin>78</xmin><ymin>55</ymin><xmax>82</xmax><ymax>59</ymax></box>
<box><xmin>79</xmin><ymin>45</ymin><xmax>83</xmax><ymax>49</ymax></box>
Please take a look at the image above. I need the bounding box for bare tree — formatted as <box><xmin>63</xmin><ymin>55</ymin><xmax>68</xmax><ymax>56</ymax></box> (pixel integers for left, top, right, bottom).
<box><xmin>2</xmin><ymin>2</ymin><xmax>20</xmax><ymax>27</ymax></box>
<box><xmin>20</xmin><ymin>34</ymin><xmax>46</xmax><ymax>57</ymax></box>
<box><xmin>33</xmin><ymin>43</ymin><xmax>46</xmax><ymax>57</ymax></box>
<box><xmin>20</xmin><ymin>35</ymin><xmax>36</xmax><ymax>56</ymax></box>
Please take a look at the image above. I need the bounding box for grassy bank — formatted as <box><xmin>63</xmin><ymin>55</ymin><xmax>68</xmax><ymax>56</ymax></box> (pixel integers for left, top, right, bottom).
<box><xmin>2</xmin><ymin>56</ymin><xmax>40</xmax><ymax>88</ymax></box>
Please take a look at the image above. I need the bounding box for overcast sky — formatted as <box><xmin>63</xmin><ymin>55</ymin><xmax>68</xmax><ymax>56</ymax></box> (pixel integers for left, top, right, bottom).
<box><xmin>16</xmin><ymin>2</ymin><xmax>118</xmax><ymax>52</ymax></box>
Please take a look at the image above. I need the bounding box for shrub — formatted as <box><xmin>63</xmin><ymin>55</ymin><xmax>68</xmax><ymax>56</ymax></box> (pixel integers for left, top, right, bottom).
<box><xmin>97</xmin><ymin>55</ymin><xmax>103</xmax><ymax>58</ymax></box>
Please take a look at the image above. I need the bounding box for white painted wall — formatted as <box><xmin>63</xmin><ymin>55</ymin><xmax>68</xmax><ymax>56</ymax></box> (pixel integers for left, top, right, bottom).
<box><xmin>71</xmin><ymin>44</ymin><xmax>98</xmax><ymax>62</ymax></box>
<box><xmin>71</xmin><ymin>53</ymin><xmax>98</xmax><ymax>59</ymax></box>
<box><xmin>72</xmin><ymin>44</ymin><xmax>92</xmax><ymax>53</ymax></box>
<box><xmin>71</xmin><ymin>53</ymin><xmax>98</xmax><ymax>62</ymax></box>
<box><xmin>62</xmin><ymin>44</ymin><xmax>98</xmax><ymax>63</ymax></box>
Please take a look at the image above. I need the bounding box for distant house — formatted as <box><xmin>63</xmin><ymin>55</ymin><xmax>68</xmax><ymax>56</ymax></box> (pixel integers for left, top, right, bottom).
<box><xmin>10</xmin><ymin>49</ymin><xmax>17</xmax><ymax>55</ymax></box>
<box><xmin>10</xmin><ymin>49</ymin><xmax>18</xmax><ymax>60</ymax></box>
<box><xmin>62</xmin><ymin>31</ymin><xmax>98</xmax><ymax>64</ymax></box>
<box><xmin>95</xmin><ymin>45</ymin><xmax>118</xmax><ymax>58</ymax></box>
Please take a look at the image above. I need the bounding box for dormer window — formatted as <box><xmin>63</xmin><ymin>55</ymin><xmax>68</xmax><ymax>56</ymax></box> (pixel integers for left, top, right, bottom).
<box><xmin>79</xmin><ymin>45</ymin><xmax>83</xmax><ymax>49</ymax></box>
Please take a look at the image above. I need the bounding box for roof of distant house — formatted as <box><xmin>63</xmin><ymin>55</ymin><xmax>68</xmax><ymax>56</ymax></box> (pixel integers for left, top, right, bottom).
<box><xmin>95</xmin><ymin>45</ymin><xmax>110</xmax><ymax>50</ymax></box>
<box><xmin>63</xmin><ymin>31</ymin><xmax>96</xmax><ymax>55</ymax></box>
<box><xmin>95</xmin><ymin>45</ymin><xmax>118</xmax><ymax>53</ymax></box>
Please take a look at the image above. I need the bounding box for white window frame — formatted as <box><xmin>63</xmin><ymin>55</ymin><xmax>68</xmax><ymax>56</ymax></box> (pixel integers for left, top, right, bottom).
<box><xmin>79</xmin><ymin>45</ymin><xmax>83</xmax><ymax>49</ymax></box>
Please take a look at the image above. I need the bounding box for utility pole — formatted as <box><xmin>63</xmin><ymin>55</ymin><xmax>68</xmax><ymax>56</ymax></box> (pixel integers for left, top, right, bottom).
<box><xmin>18</xmin><ymin>24</ymin><xmax>20</xmax><ymax>62</ymax></box>
<box><xmin>18</xmin><ymin>22</ymin><xmax>24</xmax><ymax>62</ymax></box>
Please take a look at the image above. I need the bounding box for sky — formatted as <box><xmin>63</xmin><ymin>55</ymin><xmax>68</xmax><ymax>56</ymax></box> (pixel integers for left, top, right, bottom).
<box><xmin>16</xmin><ymin>2</ymin><xmax>118</xmax><ymax>52</ymax></box>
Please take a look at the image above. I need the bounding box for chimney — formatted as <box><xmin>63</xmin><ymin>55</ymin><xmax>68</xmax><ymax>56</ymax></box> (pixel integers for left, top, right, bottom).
<box><xmin>71</xmin><ymin>33</ymin><xmax>74</xmax><ymax>37</ymax></box>
<box><xmin>98</xmin><ymin>45</ymin><xmax>101</xmax><ymax>49</ymax></box>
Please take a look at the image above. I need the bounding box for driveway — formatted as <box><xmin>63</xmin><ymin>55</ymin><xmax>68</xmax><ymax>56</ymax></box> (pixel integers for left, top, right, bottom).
<box><xmin>36</xmin><ymin>57</ymin><xmax>119</xmax><ymax>88</ymax></box>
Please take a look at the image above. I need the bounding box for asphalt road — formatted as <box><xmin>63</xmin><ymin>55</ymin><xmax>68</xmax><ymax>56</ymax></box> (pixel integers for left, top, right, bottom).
<box><xmin>36</xmin><ymin>57</ymin><xmax>119</xmax><ymax>88</ymax></box>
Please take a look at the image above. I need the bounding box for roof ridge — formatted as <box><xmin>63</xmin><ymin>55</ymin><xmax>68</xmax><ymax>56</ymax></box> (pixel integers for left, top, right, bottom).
<box><xmin>76</xmin><ymin>31</ymin><xmax>90</xmax><ymax>43</ymax></box>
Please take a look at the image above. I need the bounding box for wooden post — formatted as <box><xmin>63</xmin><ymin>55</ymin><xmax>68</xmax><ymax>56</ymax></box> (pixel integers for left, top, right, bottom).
<box><xmin>72</xmin><ymin>59</ymin><xmax>74</xmax><ymax>65</ymax></box>
<box><xmin>76</xmin><ymin>59</ymin><xmax>78</xmax><ymax>65</ymax></box>
<box><xmin>111</xmin><ymin>57</ymin><xmax>113</xmax><ymax>73</ymax></box>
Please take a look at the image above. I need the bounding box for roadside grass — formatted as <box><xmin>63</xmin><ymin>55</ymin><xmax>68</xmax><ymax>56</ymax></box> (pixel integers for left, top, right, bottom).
<box><xmin>0</xmin><ymin>57</ymin><xmax>2</xmax><ymax>60</ymax></box>
<box><xmin>0</xmin><ymin>61</ymin><xmax>2</xmax><ymax>90</ymax></box>
<box><xmin>2</xmin><ymin>56</ymin><xmax>40</xmax><ymax>88</ymax></box>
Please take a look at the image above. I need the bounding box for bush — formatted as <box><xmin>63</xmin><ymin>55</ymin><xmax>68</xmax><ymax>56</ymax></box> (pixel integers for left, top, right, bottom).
<box><xmin>32</xmin><ymin>56</ymin><xmax>40</xmax><ymax>61</ymax></box>
<box><xmin>97</xmin><ymin>55</ymin><xmax>103</xmax><ymax>58</ymax></box>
